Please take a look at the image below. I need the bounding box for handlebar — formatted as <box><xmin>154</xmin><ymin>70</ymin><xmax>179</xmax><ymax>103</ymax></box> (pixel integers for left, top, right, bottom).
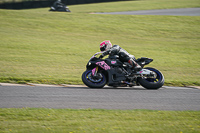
<box><xmin>89</xmin><ymin>52</ymin><xmax>103</xmax><ymax>60</ymax></box>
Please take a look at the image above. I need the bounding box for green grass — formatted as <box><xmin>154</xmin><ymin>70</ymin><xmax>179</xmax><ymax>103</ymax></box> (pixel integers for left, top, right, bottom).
<box><xmin>0</xmin><ymin>108</ymin><xmax>199</xmax><ymax>133</ymax></box>
<box><xmin>0</xmin><ymin>0</ymin><xmax>200</xmax><ymax>86</ymax></box>
<box><xmin>70</xmin><ymin>0</ymin><xmax>200</xmax><ymax>13</ymax></box>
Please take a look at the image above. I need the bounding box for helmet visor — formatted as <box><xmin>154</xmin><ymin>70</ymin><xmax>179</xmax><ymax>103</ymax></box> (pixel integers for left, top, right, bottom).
<box><xmin>100</xmin><ymin>46</ymin><xmax>105</xmax><ymax>51</ymax></box>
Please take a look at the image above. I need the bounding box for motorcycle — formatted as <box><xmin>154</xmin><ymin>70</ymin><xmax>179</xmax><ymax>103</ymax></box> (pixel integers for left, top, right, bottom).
<box><xmin>82</xmin><ymin>52</ymin><xmax>164</xmax><ymax>89</ymax></box>
<box><xmin>49</xmin><ymin>3</ymin><xmax>71</xmax><ymax>12</ymax></box>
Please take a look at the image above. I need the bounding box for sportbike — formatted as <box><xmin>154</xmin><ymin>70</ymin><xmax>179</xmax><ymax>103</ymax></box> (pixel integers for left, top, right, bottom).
<box><xmin>82</xmin><ymin>52</ymin><xmax>164</xmax><ymax>89</ymax></box>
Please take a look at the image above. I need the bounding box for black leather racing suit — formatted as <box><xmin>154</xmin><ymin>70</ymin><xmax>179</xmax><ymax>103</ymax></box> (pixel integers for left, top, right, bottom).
<box><xmin>100</xmin><ymin>45</ymin><xmax>142</xmax><ymax>71</ymax></box>
<box><xmin>100</xmin><ymin>45</ymin><xmax>135</xmax><ymax>62</ymax></box>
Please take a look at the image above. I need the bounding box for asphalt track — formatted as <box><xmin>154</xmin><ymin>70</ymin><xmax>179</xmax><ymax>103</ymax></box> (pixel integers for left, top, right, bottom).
<box><xmin>0</xmin><ymin>84</ymin><xmax>199</xmax><ymax>110</ymax></box>
<box><xmin>95</xmin><ymin>8</ymin><xmax>200</xmax><ymax>16</ymax></box>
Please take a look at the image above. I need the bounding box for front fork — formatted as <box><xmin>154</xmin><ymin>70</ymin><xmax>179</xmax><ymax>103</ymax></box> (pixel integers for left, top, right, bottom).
<box><xmin>91</xmin><ymin>66</ymin><xmax>103</xmax><ymax>80</ymax></box>
<box><xmin>92</xmin><ymin>66</ymin><xmax>98</xmax><ymax>76</ymax></box>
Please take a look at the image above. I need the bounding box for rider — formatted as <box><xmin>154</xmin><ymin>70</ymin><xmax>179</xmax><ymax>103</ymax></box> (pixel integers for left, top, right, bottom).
<box><xmin>52</xmin><ymin>0</ymin><xmax>65</xmax><ymax>10</ymax></box>
<box><xmin>99</xmin><ymin>40</ymin><xmax>142</xmax><ymax>72</ymax></box>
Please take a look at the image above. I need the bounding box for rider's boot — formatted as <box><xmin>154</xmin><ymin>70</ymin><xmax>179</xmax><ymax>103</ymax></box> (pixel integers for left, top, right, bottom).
<box><xmin>128</xmin><ymin>59</ymin><xmax>142</xmax><ymax>73</ymax></box>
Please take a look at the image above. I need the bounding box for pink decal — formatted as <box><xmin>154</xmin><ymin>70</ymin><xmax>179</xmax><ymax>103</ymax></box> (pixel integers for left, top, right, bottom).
<box><xmin>92</xmin><ymin>68</ymin><xmax>96</xmax><ymax>76</ymax></box>
<box><xmin>111</xmin><ymin>61</ymin><xmax>116</xmax><ymax>64</ymax></box>
<box><xmin>96</xmin><ymin>61</ymin><xmax>110</xmax><ymax>70</ymax></box>
<box><xmin>139</xmin><ymin>71</ymin><xmax>143</xmax><ymax>73</ymax></box>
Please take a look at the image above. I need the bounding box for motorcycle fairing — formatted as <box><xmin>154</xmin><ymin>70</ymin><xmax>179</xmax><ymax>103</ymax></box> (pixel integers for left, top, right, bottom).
<box><xmin>88</xmin><ymin>58</ymin><xmax>126</xmax><ymax>86</ymax></box>
<box><xmin>105</xmin><ymin>58</ymin><xmax>123</xmax><ymax>67</ymax></box>
<box><xmin>91</xmin><ymin>66</ymin><xmax>126</xmax><ymax>86</ymax></box>
<box><xmin>106</xmin><ymin>69</ymin><xmax>126</xmax><ymax>86</ymax></box>
<box><xmin>96</xmin><ymin>61</ymin><xmax>111</xmax><ymax>70</ymax></box>
<box><xmin>86</xmin><ymin>57</ymin><xmax>101</xmax><ymax>70</ymax></box>
<box><xmin>136</xmin><ymin>57</ymin><xmax>153</xmax><ymax>67</ymax></box>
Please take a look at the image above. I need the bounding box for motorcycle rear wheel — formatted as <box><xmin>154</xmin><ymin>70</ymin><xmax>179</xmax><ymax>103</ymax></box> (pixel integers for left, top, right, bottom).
<box><xmin>82</xmin><ymin>70</ymin><xmax>106</xmax><ymax>88</ymax></box>
<box><xmin>138</xmin><ymin>67</ymin><xmax>164</xmax><ymax>89</ymax></box>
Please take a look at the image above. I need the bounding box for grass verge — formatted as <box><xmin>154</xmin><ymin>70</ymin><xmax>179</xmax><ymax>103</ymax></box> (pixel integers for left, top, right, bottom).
<box><xmin>0</xmin><ymin>108</ymin><xmax>199</xmax><ymax>133</ymax></box>
<box><xmin>0</xmin><ymin>0</ymin><xmax>200</xmax><ymax>86</ymax></box>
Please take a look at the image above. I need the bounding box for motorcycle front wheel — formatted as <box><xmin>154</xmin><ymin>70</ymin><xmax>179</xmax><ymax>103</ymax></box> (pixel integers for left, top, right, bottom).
<box><xmin>82</xmin><ymin>70</ymin><xmax>107</xmax><ymax>88</ymax></box>
<box><xmin>138</xmin><ymin>67</ymin><xmax>164</xmax><ymax>90</ymax></box>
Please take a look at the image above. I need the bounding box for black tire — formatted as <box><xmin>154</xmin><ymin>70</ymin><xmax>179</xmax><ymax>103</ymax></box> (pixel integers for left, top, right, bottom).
<box><xmin>82</xmin><ymin>70</ymin><xmax>107</xmax><ymax>88</ymax></box>
<box><xmin>138</xmin><ymin>67</ymin><xmax>164</xmax><ymax>90</ymax></box>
